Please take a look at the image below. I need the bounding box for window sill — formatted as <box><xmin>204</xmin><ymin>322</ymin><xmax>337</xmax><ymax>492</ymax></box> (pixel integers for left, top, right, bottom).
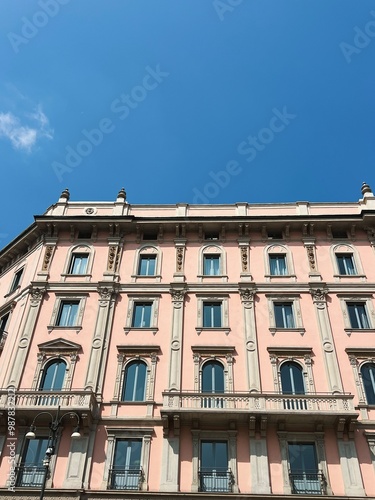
<box><xmin>131</xmin><ymin>275</ymin><xmax>162</xmax><ymax>283</ymax></box>
<box><xmin>197</xmin><ymin>275</ymin><xmax>228</xmax><ymax>283</ymax></box>
<box><xmin>47</xmin><ymin>325</ymin><xmax>82</xmax><ymax>334</ymax></box>
<box><xmin>4</xmin><ymin>286</ymin><xmax>20</xmax><ymax>298</ymax></box>
<box><xmin>334</xmin><ymin>274</ymin><xmax>366</xmax><ymax>280</ymax></box>
<box><xmin>196</xmin><ymin>327</ymin><xmax>231</xmax><ymax>336</ymax></box>
<box><xmin>269</xmin><ymin>327</ymin><xmax>305</xmax><ymax>336</ymax></box>
<box><xmin>344</xmin><ymin>328</ymin><xmax>375</xmax><ymax>336</ymax></box>
<box><xmin>124</xmin><ymin>327</ymin><xmax>158</xmax><ymax>335</ymax></box>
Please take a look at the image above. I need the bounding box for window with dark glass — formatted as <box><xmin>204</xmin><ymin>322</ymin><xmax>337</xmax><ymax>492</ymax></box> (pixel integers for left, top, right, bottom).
<box><xmin>138</xmin><ymin>255</ymin><xmax>156</xmax><ymax>276</ymax></box>
<box><xmin>200</xmin><ymin>441</ymin><xmax>231</xmax><ymax>492</ymax></box>
<box><xmin>10</xmin><ymin>268</ymin><xmax>23</xmax><ymax>293</ymax></box>
<box><xmin>0</xmin><ymin>312</ymin><xmax>10</xmax><ymax>337</ymax></box>
<box><xmin>336</xmin><ymin>254</ymin><xmax>356</xmax><ymax>275</ymax></box>
<box><xmin>17</xmin><ymin>438</ymin><xmax>49</xmax><ymax>487</ymax></box>
<box><xmin>68</xmin><ymin>253</ymin><xmax>89</xmax><ymax>274</ymax></box>
<box><xmin>288</xmin><ymin>443</ymin><xmax>322</xmax><ymax>495</ymax></box>
<box><xmin>122</xmin><ymin>360</ymin><xmax>147</xmax><ymax>401</ymax></box>
<box><xmin>39</xmin><ymin>359</ymin><xmax>66</xmax><ymax>390</ymax></box>
<box><xmin>202</xmin><ymin>360</ymin><xmax>224</xmax><ymax>408</ymax></box>
<box><xmin>56</xmin><ymin>301</ymin><xmax>80</xmax><ymax>327</ymax></box>
<box><xmin>347</xmin><ymin>303</ymin><xmax>370</xmax><ymax>329</ymax></box>
<box><xmin>109</xmin><ymin>439</ymin><xmax>142</xmax><ymax>490</ymax></box>
<box><xmin>361</xmin><ymin>363</ymin><xmax>375</xmax><ymax>405</ymax></box>
<box><xmin>281</xmin><ymin>362</ymin><xmax>305</xmax><ymax>395</ymax></box>
<box><xmin>269</xmin><ymin>254</ymin><xmax>287</xmax><ymax>275</ymax></box>
<box><xmin>203</xmin><ymin>255</ymin><xmax>220</xmax><ymax>276</ymax></box>
<box><xmin>274</xmin><ymin>302</ymin><xmax>295</xmax><ymax>328</ymax></box>
<box><xmin>132</xmin><ymin>303</ymin><xmax>152</xmax><ymax>328</ymax></box>
<box><xmin>203</xmin><ymin>302</ymin><xmax>222</xmax><ymax>328</ymax></box>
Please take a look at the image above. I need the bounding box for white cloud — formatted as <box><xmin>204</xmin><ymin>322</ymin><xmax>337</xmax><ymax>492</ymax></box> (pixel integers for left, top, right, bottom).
<box><xmin>0</xmin><ymin>106</ymin><xmax>53</xmax><ymax>152</ymax></box>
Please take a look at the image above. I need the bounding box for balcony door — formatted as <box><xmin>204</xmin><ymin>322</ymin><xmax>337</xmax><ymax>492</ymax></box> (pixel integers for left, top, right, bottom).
<box><xmin>200</xmin><ymin>441</ymin><xmax>230</xmax><ymax>492</ymax></box>
<box><xmin>110</xmin><ymin>439</ymin><xmax>142</xmax><ymax>490</ymax></box>
<box><xmin>202</xmin><ymin>360</ymin><xmax>224</xmax><ymax>408</ymax></box>
<box><xmin>17</xmin><ymin>438</ymin><xmax>49</xmax><ymax>487</ymax></box>
<box><xmin>280</xmin><ymin>361</ymin><xmax>306</xmax><ymax>409</ymax></box>
<box><xmin>288</xmin><ymin>443</ymin><xmax>321</xmax><ymax>495</ymax></box>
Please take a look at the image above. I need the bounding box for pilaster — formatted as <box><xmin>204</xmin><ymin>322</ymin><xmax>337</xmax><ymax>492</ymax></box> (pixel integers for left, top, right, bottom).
<box><xmin>167</xmin><ymin>286</ymin><xmax>186</xmax><ymax>391</ymax></box>
<box><xmin>337</xmin><ymin>440</ymin><xmax>366</xmax><ymax>496</ymax></box>
<box><xmin>310</xmin><ymin>287</ymin><xmax>343</xmax><ymax>393</ymax></box>
<box><xmin>239</xmin><ymin>286</ymin><xmax>260</xmax><ymax>392</ymax></box>
<box><xmin>84</xmin><ymin>283</ymin><xmax>118</xmax><ymax>397</ymax></box>
<box><xmin>249</xmin><ymin>437</ymin><xmax>271</xmax><ymax>494</ymax></box>
<box><xmin>159</xmin><ymin>437</ymin><xmax>180</xmax><ymax>491</ymax></box>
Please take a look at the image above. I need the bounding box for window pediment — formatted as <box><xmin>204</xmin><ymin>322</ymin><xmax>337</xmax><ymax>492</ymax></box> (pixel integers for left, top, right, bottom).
<box><xmin>38</xmin><ymin>338</ymin><xmax>81</xmax><ymax>354</ymax></box>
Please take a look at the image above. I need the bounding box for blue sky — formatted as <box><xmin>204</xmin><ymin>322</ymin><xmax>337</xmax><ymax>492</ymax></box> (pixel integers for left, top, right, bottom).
<box><xmin>1</xmin><ymin>0</ymin><xmax>375</xmax><ymax>246</ymax></box>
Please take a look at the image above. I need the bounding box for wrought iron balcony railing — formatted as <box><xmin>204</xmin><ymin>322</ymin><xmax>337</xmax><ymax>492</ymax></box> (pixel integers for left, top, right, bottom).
<box><xmin>289</xmin><ymin>470</ymin><xmax>327</xmax><ymax>495</ymax></box>
<box><xmin>15</xmin><ymin>465</ymin><xmax>46</xmax><ymax>488</ymax></box>
<box><xmin>163</xmin><ymin>391</ymin><xmax>355</xmax><ymax>414</ymax></box>
<box><xmin>108</xmin><ymin>467</ymin><xmax>143</xmax><ymax>490</ymax></box>
<box><xmin>198</xmin><ymin>468</ymin><xmax>234</xmax><ymax>492</ymax></box>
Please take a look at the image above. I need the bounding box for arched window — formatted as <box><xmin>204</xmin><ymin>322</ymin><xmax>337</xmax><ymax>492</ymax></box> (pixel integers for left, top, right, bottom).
<box><xmin>39</xmin><ymin>359</ymin><xmax>67</xmax><ymax>390</ymax></box>
<box><xmin>198</xmin><ymin>245</ymin><xmax>226</xmax><ymax>279</ymax></box>
<box><xmin>122</xmin><ymin>360</ymin><xmax>147</xmax><ymax>401</ymax></box>
<box><xmin>361</xmin><ymin>363</ymin><xmax>375</xmax><ymax>405</ymax></box>
<box><xmin>265</xmin><ymin>244</ymin><xmax>295</xmax><ymax>278</ymax></box>
<box><xmin>201</xmin><ymin>360</ymin><xmax>225</xmax><ymax>409</ymax></box>
<box><xmin>280</xmin><ymin>362</ymin><xmax>305</xmax><ymax>395</ymax></box>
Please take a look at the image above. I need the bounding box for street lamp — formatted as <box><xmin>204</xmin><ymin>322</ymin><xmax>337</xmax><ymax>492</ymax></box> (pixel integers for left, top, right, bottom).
<box><xmin>25</xmin><ymin>406</ymin><xmax>81</xmax><ymax>500</ymax></box>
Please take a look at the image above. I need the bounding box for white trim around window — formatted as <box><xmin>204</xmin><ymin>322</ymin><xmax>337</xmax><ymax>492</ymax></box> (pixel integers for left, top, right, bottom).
<box><xmin>198</xmin><ymin>244</ymin><xmax>227</xmax><ymax>282</ymax></box>
<box><xmin>61</xmin><ymin>244</ymin><xmax>94</xmax><ymax>281</ymax></box>
<box><xmin>196</xmin><ymin>295</ymin><xmax>230</xmax><ymax>335</ymax></box>
<box><xmin>102</xmin><ymin>428</ymin><xmax>153</xmax><ymax>491</ymax></box>
<box><xmin>132</xmin><ymin>245</ymin><xmax>162</xmax><ymax>282</ymax></box>
<box><xmin>264</xmin><ymin>244</ymin><xmax>296</xmax><ymax>282</ymax></box>
<box><xmin>330</xmin><ymin>244</ymin><xmax>365</xmax><ymax>280</ymax></box>
<box><xmin>267</xmin><ymin>294</ymin><xmax>305</xmax><ymax>335</ymax></box>
<box><xmin>48</xmin><ymin>295</ymin><xmax>88</xmax><ymax>333</ymax></box>
<box><xmin>339</xmin><ymin>295</ymin><xmax>375</xmax><ymax>335</ymax></box>
<box><xmin>124</xmin><ymin>295</ymin><xmax>160</xmax><ymax>334</ymax></box>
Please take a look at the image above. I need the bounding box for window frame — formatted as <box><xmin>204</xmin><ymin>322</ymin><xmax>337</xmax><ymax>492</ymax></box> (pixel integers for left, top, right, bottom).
<box><xmin>191</xmin><ymin>430</ymin><xmax>238</xmax><ymax>493</ymax></box>
<box><xmin>198</xmin><ymin>245</ymin><xmax>227</xmax><ymax>282</ymax></box>
<box><xmin>61</xmin><ymin>245</ymin><xmax>94</xmax><ymax>281</ymax></box>
<box><xmin>268</xmin><ymin>348</ymin><xmax>315</xmax><ymax>393</ymax></box>
<box><xmin>48</xmin><ymin>295</ymin><xmax>87</xmax><ymax>332</ymax></box>
<box><xmin>102</xmin><ymin>429</ymin><xmax>153</xmax><ymax>491</ymax></box>
<box><xmin>9</xmin><ymin>267</ymin><xmax>24</xmax><ymax>295</ymax></box>
<box><xmin>278</xmin><ymin>431</ymin><xmax>331</xmax><ymax>495</ymax></box>
<box><xmin>196</xmin><ymin>295</ymin><xmax>230</xmax><ymax>335</ymax></box>
<box><xmin>124</xmin><ymin>296</ymin><xmax>160</xmax><ymax>334</ymax></box>
<box><xmin>267</xmin><ymin>295</ymin><xmax>305</xmax><ymax>335</ymax></box>
<box><xmin>346</xmin><ymin>348</ymin><xmax>375</xmax><ymax>409</ymax></box>
<box><xmin>340</xmin><ymin>295</ymin><xmax>375</xmax><ymax>334</ymax></box>
<box><xmin>264</xmin><ymin>244</ymin><xmax>295</xmax><ymax>281</ymax></box>
<box><xmin>331</xmin><ymin>244</ymin><xmax>364</xmax><ymax>279</ymax></box>
<box><xmin>132</xmin><ymin>245</ymin><xmax>162</xmax><ymax>282</ymax></box>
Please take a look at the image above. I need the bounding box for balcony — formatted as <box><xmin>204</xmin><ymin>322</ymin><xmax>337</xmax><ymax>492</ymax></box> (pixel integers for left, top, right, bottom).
<box><xmin>199</xmin><ymin>468</ymin><xmax>234</xmax><ymax>492</ymax></box>
<box><xmin>289</xmin><ymin>470</ymin><xmax>327</xmax><ymax>495</ymax></box>
<box><xmin>108</xmin><ymin>467</ymin><xmax>143</xmax><ymax>490</ymax></box>
<box><xmin>162</xmin><ymin>391</ymin><xmax>357</xmax><ymax>426</ymax></box>
<box><xmin>15</xmin><ymin>465</ymin><xmax>45</xmax><ymax>488</ymax></box>
<box><xmin>0</xmin><ymin>389</ymin><xmax>98</xmax><ymax>421</ymax></box>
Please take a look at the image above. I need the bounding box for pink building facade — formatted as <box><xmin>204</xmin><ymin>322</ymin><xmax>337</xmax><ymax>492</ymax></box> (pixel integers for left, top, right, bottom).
<box><xmin>0</xmin><ymin>185</ymin><xmax>374</xmax><ymax>499</ymax></box>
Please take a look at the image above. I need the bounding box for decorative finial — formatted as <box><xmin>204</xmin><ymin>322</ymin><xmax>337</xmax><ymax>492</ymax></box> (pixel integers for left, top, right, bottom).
<box><xmin>361</xmin><ymin>182</ymin><xmax>372</xmax><ymax>196</ymax></box>
<box><xmin>60</xmin><ymin>188</ymin><xmax>70</xmax><ymax>201</ymax></box>
<box><xmin>117</xmin><ymin>187</ymin><xmax>126</xmax><ymax>201</ymax></box>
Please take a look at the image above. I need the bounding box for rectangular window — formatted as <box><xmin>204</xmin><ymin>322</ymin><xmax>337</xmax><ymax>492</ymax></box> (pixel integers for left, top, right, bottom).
<box><xmin>10</xmin><ymin>268</ymin><xmax>23</xmax><ymax>293</ymax></box>
<box><xmin>336</xmin><ymin>254</ymin><xmax>356</xmax><ymax>275</ymax></box>
<box><xmin>288</xmin><ymin>443</ymin><xmax>323</xmax><ymax>495</ymax></box>
<box><xmin>138</xmin><ymin>255</ymin><xmax>156</xmax><ymax>276</ymax></box>
<box><xmin>0</xmin><ymin>312</ymin><xmax>9</xmax><ymax>335</ymax></box>
<box><xmin>269</xmin><ymin>254</ymin><xmax>287</xmax><ymax>275</ymax></box>
<box><xmin>17</xmin><ymin>438</ymin><xmax>49</xmax><ymax>487</ymax></box>
<box><xmin>109</xmin><ymin>439</ymin><xmax>142</xmax><ymax>490</ymax></box>
<box><xmin>205</xmin><ymin>232</ymin><xmax>220</xmax><ymax>241</ymax></box>
<box><xmin>203</xmin><ymin>255</ymin><xmax>220</xmax><ymax>276</ymax></box>
<box><xmin>347</xmin><ymin>302</ymin><xmax>370</xmax><ymax>329</ymax></box>
<box><xmin>69</xmin><ymin>254</ymin><xmax>89</xmax><ymax>274</ymax></box>
<box><xmin>274</xmin><ymin>302</ymin><xmax>295</xmax><ymax>328</ymax></box>
<box><xmin>132</xmin><ymin>303</ymin><xmax>152</xmax><ymax>328</ymax></box>
<box><xmin>56</xmin><ymin>301</ymin><xmax>80</xmax><ymax>327</ymax></box>
<box><xmin>200</xmin><ymin>441</ymin><xmax>231</xmax><ymax>492</ymax></box>
<box><xmin>203</xmin><ymin>302</ymin><xmax>222</xmax><ymax>328</ymax></box>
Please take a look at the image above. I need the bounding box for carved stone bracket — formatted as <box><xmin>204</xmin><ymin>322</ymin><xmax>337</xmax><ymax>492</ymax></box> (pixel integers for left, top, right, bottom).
<box><xmin>310</xmin><ymin>287</ymin><xmax>328</xmax><ymax>304</ymax></box>
<box><xmin>29</xmin><ymin>285</ymin><xmax>46</xmax><ymax>304</ymax></box>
